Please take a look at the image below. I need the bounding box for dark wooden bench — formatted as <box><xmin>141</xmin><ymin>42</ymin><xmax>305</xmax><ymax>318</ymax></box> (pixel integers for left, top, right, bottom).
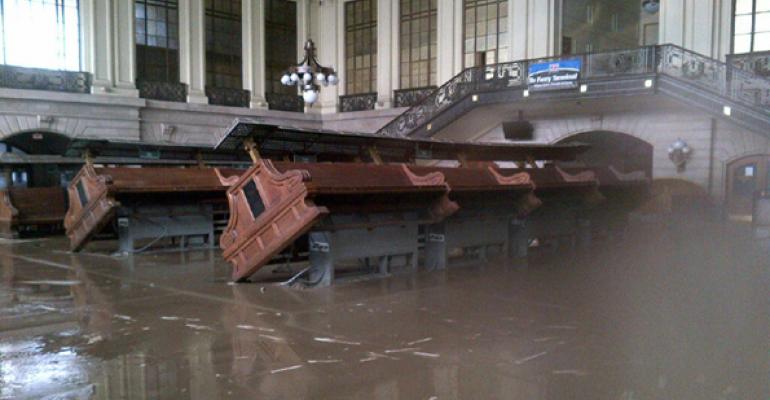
<box><xmin>504</xmin><ymin>166</ymin><xmax>602</xmax><ymax>255</ymax></box>
<box><xmin>408</xmin><ymin>164</ymin><xmax>539</xmax><ymax>268</ymax></box>
<box><xmin>64</xmin><ymin>165</ymin><xmax>243</xmax><ymax>252</ymax></box>
<box><xmin>0</xmin><ymin>187</ymin><xmax>67</xmax><ymax>238</ymax></box>
<box><xmin>216</xmin><ymin>159</ymin><xmax>457</xmax><ymax>283</ymax></box>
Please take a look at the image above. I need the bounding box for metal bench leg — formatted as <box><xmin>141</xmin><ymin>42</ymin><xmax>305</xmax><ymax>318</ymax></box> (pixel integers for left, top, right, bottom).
<box><xmin>308</xmin><ymin>232</ymin><xmax>334</xmax><ymax>287</ymax></box>
<box><xmin>424</xmin><ymin>222</ymin><xmax>447</xmax><ymax>270</ymax></box>
<box><xmin>509</xmin><ymin>219</ymin><xmax>529</xmax><ymax>259</ymax></box>
<box><xmin>378</xmin><ymin>255</ymin><xmax>389</xmax><ymax>275</ymax></box>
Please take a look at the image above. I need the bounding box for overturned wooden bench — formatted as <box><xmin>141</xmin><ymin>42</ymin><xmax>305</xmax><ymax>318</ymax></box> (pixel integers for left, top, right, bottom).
<box><xmin>64</xmin><ymin>165</ymin><xmax>243</xmax><ymax>253</ymax></box>
<box><xmin>0</xmin><ymin>187</ymin><xmax>67</xmax><ymax>238</ymax></box>
<box><xmin>409</xmin><ymin>164</ymin><xmax>540</xmax><ymax>269</ymax></box>
<box><xmin>216</xmin><ymin>159</ymin><xmax>457</xmax><ymax>283</ymax></box>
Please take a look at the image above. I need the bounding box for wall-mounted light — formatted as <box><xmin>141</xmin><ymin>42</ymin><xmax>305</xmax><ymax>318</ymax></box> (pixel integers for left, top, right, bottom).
<box><xmin>642</xmin><ymin>0</ymin><xmax>660</xmax><ymax>14</ymax></box>
<box><xmin>723</xmin><ymin>105</ymin><xmax>732</xmax><ymax>116</ymax></box>
<box><xmin>522</xmin><ymin>89</ymin><xmax>530</xmax><ymax>98</ymax></box>
<box><xmin>644</xmin><ymin>79</ymin><xmax>653</xmax><ymax>88</ymax></box>
<box><xmin>667</xmin><ymin>138</ymin><xmax>692</xmax><ymax>173</ymax></box>
<box><xmin>579</xmin><ymin>84</ymin><xmax>588</xmax><ymax>93</ymax></box>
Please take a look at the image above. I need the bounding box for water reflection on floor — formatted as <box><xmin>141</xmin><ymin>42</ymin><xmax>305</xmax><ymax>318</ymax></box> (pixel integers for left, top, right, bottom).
<box><xmin>0</xmin><ymin>222</ymin><xmax>767</xmax><ymax>399</ymax></box>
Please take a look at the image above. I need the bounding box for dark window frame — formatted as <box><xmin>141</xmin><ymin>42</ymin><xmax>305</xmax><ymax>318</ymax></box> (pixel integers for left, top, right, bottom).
<box><xmin>265</xmin><ymin>0</ymin><xmax>298</xmax><ymax>97</ymax></box>
<box><xmin>344</xmin><ymin>0</ymin><xmax>378</xmax><ymax>95</ymax></box>
<box><xmin>135</xmin><ymin>0</ymin><xmax>180</xmax><ymax>83</ymax></box>
<box><xmin>205</xmin><ymin>0</ymin><xmax>242</xmax><ymax>90</ymax></box>
<box><xmin>732</xmin><ymin>0</ymin><xmax>770</xmax><ymax>54</ymax></box>
<box><xmin>399</xmin><ymin>0</ymin><xmax>437</xmax><ymax>89</ymax></box>
<box><xmin>462</xmin><ymin>0</ymin><xmax>508</xmax><ymax>68</ymax></box>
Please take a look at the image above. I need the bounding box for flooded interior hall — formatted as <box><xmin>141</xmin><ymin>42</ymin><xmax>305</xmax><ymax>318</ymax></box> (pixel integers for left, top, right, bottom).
<box><xmin>1</xmin><ymin>221</ymin><xmax>767</xmax><ymax>399</ymax></box>
<box><xmin>1</xmin><ymin>0</ymin><xmax>770</xmax><ymax>398</ymax></box>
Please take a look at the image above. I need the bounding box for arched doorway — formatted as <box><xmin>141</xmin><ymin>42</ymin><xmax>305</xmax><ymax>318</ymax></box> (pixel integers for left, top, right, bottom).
<box><xmin>556</xmin><ymin>131</ymin><xmax>654</xmax><ymax>177</ymax></box>
<box><xmin>0</xmin><ymin>130</ymin><xmax>74</xmax><ymax>188</ymax></box>
<box><xmin>726</xmin><ymin>155</ymin><xmax>770</xmax><ymax>219</ymax></box>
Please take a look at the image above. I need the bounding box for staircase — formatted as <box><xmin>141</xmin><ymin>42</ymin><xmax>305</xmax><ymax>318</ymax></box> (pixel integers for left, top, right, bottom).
<box><xmin>376</xmin><ymin>44</ymin><xmax>770</xmax><ymax>139</ymax></box>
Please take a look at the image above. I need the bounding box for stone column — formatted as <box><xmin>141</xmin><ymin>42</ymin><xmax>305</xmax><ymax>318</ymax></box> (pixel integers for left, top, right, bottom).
<box><xmin>375</xmin><ymin>0</ymin><xmax>395</xmax><ymax>108</ymax></box>
<box><xmin>179</xmin><ymin>0</ymin><xmax>208</xmax><ymax>104</ymax></box>
<box><xmin>313</xmin><ymin>0</ymin><xmax>340</xmax><ymax>114</ymax></box>
<box><xmin>436</xmin><ymin>0</ymin><xmax>458</xmax><ymax>84</ymax></box>
<box><xmin>242</xmin><ymin>0</ymin><xmax>267</xmax><ymax>108</ymax></box>
<box><xmin>82</xmin><ymin>0</ymin><xmax>138</xmax><ymax>96</ymax></box>
<box><xmin>660</xmin><ymin>0</ymin><xmax>732</xmax><ymax>60</ymax></box>
<box><xmin>296</xmin><ymin>0</ymin><xmax>311</xmax><ymax>61</ymax></box>
<box><xmin>509</xmin><ymin>0</ymin><xmax>557</xmax><ymax>60</ymax></box>
<box><xmin>114</xmin><ymin>0</ymin><xmax>139</xmax><ymax>96</ymax></box>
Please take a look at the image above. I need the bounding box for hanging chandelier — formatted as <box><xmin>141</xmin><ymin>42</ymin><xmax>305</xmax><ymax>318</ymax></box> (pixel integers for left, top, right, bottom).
<box><xmin>280</xmin><ymin>39</ymin><xmax>338</xmax><ymax>106</ymax></box>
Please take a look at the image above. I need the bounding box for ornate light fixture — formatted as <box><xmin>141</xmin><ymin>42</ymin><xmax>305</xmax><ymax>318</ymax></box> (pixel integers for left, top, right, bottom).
<box><xmin>668</xmin><ymin>138</ymin><xmax>692</xmax><ymax>172</ymax></box>
<box><xmin>280</xmin><ymin>39</ymin><xmax>338</xmax><ymax>106</ymax></box>
<box><xmin>642</xmin><ymin>0</ymin><xmax>660</xmax><ymax>14</ymax></box>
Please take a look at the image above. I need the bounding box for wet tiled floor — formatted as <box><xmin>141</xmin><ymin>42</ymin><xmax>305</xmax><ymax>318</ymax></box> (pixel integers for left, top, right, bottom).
<box><xmin>0</xmin><ymin>222</ymin><xmax>767</xmax><ymax>399</ymax></box>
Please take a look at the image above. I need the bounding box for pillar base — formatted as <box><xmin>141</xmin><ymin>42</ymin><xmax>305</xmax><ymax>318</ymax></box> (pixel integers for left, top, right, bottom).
<box><xmin>187</xmin><ymin>92</ymin><xmax>209</xmax><ymax>105</ymax></box>
<box><xmin>91</xmin><ymin>84</ymin><xmax>139</xmax><ymax>98</ymax></box>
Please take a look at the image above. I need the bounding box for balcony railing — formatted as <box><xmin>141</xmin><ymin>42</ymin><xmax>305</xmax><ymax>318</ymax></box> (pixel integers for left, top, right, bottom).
<box><xmin>207</xmin><ymin>87</ymin><xmax>250</xmax><ymax>108</ymax></box>
<box><xmin>728</xmin><ymin>51</ymin><xmax>770</xmax><ymax>78</ymax></box>
<box><xmin>394</xmin><ymin>86</ymin><xmax>436</xmax><ymax>108</ymax></box>
<box><xmin>137</xmin><ymin>81</ymin><xmax>188</xmax><ymax>102</ymax></box>
<box><xmin>339</xmin><ymin>92</ymin><xmax>377</xmax><ymax>112</ymax></box>
<box><xmin>266</xmin><ymin>92</ymin><xmax>304</xmax><ymax>112</ymax></box>
<box><xmin>377</xmin><ymin>44</ymin><xmax>770</xmax><ymax>138</ymax></box>
<box><xmin>0</xmin><ymin>64</ymin><xmax>91</xmax><ymax>93</ymax></box>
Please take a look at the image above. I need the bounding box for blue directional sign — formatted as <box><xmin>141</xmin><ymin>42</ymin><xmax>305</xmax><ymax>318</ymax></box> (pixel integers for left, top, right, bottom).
<box><xmin>527</xmin><ymin>59</ymin><xmax>581</xmax><ymax>91</ymax></box>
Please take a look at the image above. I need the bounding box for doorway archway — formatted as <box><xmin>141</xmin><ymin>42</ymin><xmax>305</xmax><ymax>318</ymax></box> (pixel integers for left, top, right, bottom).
<box><xmin>556</xmin><ymin>130</ymin><xmax>654</xmax><ymax>177</ymax></box>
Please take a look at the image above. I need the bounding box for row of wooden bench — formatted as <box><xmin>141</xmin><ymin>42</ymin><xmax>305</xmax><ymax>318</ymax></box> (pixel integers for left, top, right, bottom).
<box><xmin>56</xmin><ymin>159</ymin><xmax>646</xmax><ymax>284</ymax></box>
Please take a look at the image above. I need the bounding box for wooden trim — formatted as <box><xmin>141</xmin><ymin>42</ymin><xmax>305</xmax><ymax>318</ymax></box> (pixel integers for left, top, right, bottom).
<box><xmin>64</xmin><ymin>164</ymin><xmax>118</xmax><ymax>251</ymax></box>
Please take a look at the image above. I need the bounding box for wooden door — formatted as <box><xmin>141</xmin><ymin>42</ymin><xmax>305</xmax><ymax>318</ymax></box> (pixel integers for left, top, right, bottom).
<box><xmin>727</xmin><ymin>155</ymin><xmax>770</xmax><ymax>218</ymax></box>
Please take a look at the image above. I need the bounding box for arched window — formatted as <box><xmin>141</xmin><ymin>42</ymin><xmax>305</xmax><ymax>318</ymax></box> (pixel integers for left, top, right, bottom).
<box><xmin>265</xmin><ymin>0</ymin><xmax>299</xmax><ymax>111</ymax></box>
<box><xmin>0</xmin><ymin>0</ymin><xmax>81</xmax><ymax>71</ymax></box>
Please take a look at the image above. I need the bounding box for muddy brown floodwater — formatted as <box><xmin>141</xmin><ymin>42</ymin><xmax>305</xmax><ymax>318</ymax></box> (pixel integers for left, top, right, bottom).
<box><xmin>0</xmin><ymin>221</ymin><xmax>768</xmax><ymax>399</ymax></box>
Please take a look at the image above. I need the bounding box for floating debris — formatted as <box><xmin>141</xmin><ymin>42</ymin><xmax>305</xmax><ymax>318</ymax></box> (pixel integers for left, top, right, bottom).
<box><xmin>19</xmin><ymin>280</ymin><xmax>81</xmax><ymax>286</ymax></box>
<box><xmin>114</xmin><ymin>314</ymin><xmax>134</xmax><ymax>321</ymax></box>
<box><xmin>314</xmin><ymin>337</ymin><xmax>361</xmax><ymax>346</ymax></box>
<box><xmin>552</xmin><ymin>369</ymin><xmax>588</xmax><ymax>376</ymax></box>
<box><xmin>384</xmin><ymin>347</ymin><xmax>419</xmax><ymax>354</ymax></box>
<box><xmin>236</xmin><ymin>324</ymin><xmax>275</xmax><ymax>332</ymax></box>
<box><xmin>515</xmin><ymin>351</ymin><xmax>548</xmax><ymax>365</ymax></box>
<box><xmin>359</xmin><ymin>352</ymin><xmax>398</xmax><ymax>363</ymax></box>
<box><xmin>407</xmin><ymin>337</ymin><xmax>432</xmax><ymax>345</ymax></box>
<box><xmin>533</xmin><ymin>336</ymin><xmax>558</xmax><ymax>342</ymax></box>
<box><xmin>307</xmin><ymin>359</ymin><xmax>341</xmax><ymax>364</ymax></box>
<box><xmin>270</xmin><ymin>365</ymin><xmax>302</xmax><ymax>374</ymax></box>
<box><xmin>412</xmin><ymin>352</ymin><xmax>440</xmax><ymax>358</ymax></box>
<box><xmin>85</xmin><ymin>334</ymin><xmax>103</xmax><ymax>345</ymax></box>
<box><xmin>185</xmin><ymin>323</ymin><xmax>214</xmax><ymax>331</ymax></box>
<box><xmin>160</xmin><ymin>316</ymin><xmax>180</xmax><ymax>321</ymax></box>
<box><xmin>258</xmin><ymin>334</ymin><xmax>286</xmax><ymax>343</ymax></box>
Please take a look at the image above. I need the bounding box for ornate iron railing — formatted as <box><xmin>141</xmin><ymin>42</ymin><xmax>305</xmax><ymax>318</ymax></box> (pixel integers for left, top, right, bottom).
<box><xmin>394</xmin><ymin>86</ymin><xmax>436</xmax><ymax>108</ymax></box>
<box><xmin>266</xmin><ymin>92</ymin><xmax>304</xmax><ymax>112</ymax></box>
<box><xmin>660</xmin><ymin>45</ymin><xmax>770</xmax><ymax>109</ymax></box>
<box><xmin>207</xmin><ymin>87</ymin><xmax>251</xmax><ymax>107</ymax></box>
<box><xmin>0</xmin><ymin>64</ymin><xmax>91</xmax><ymax>93</ymax></box>
<box><xmin>728</xmin><ymin>51</ymin><xmax>770</xmax><ymax>78</ymax></box>
<box><xmin>377</xmin><ymin>44</ymin><xmax>770</xmax><ymax>138</ymax></box>
<box><xmin>137</xmin><ymin>80</ymin><xmax>188</xmax><ymax>102</ymax></box>
<box><xmin>339</xmin><ymin>92</ymin><xmax>377</xmax><ymax>112</ymax></box>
